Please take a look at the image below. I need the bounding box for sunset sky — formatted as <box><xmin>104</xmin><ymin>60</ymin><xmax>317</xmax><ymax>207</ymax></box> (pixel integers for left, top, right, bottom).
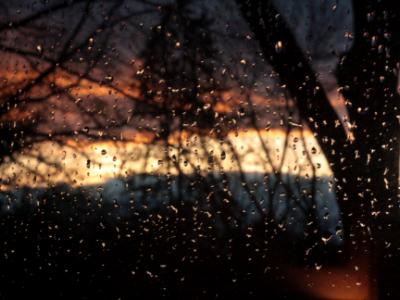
<box><xmin>0</xmin><ymin>0</ymin><xmax>352</xmax><ymax>190</ymax></box>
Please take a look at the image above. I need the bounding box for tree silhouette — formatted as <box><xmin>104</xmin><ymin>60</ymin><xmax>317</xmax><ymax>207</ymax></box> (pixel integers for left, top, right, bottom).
<box><xmin>0</xmin><ymin>0</ymin><xmax>157</xmax><ymax>165</ymax></box>
<box><xmin>237</xmin><ymin>0</ymin><xmax>400</xmax><ymax>297</ymax></box>
<box><xmin>133</xmin><ymin>1</ymin><xmax>227</xmax><ymax>140</ymax></box>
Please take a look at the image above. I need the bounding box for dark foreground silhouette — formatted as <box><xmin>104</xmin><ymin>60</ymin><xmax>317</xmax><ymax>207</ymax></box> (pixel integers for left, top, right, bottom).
<box><xmin>0</xmin><ymin>174</ymin><xmax>344</xmax><ymax>299</ymax></box>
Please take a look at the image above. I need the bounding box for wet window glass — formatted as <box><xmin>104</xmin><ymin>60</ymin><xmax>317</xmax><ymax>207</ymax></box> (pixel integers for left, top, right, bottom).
<box><xmin>0</xmin><ymin>1</ymin><xmax>399</xmax><ymax>299</ymax></box>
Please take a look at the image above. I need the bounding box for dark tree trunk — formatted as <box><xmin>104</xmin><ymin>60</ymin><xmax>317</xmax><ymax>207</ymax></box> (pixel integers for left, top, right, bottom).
<box><xmin>236</xmin><ymin>0</ymin><xmax>400</xmax><ymax>298</ymax></box>
<box><xmin>336</xmin><ymin>2</ymin><xmax>400</xmax><ymax>297</ymax></box>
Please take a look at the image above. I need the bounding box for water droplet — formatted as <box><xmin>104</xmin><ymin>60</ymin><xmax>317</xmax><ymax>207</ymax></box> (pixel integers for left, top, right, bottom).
<box><xmin>220</xmin><ymin>151</ymin><xmax>226</xmax><ymax>160</ymax></box>
<box><xmin>275</xmin><ymin>41</ymin><xmax>283</xmax><ymax>53</ymax></box>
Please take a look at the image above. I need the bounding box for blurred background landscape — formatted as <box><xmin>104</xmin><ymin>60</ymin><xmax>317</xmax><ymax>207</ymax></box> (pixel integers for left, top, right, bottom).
<box><xmin>1</xmin><ymin>0</ymin><xmax>399</xmax><ymax>299</ymax></box>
